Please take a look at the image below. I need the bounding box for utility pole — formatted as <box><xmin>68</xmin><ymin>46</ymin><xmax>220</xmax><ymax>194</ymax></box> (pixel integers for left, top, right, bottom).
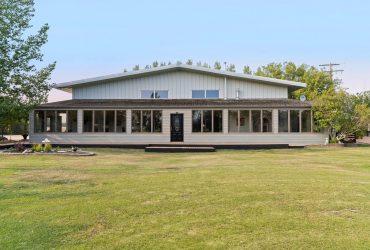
<box><xmin>319</xmin><ymin>63</ymin><xmax>344</xmax><ymax>81</ymax></box>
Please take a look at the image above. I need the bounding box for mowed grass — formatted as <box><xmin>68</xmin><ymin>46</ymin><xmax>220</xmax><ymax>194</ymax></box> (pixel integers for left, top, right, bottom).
<box><xmin>0</xmin><ymin>147</ymin><xmax>370</xmax><ymax>249</ymax></box>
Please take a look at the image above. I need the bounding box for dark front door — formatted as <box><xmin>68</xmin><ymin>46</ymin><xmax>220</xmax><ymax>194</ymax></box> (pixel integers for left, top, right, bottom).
<box><xmin>170</xmin><ymin>113</ymin><xmax>184</xmax><ymax>142</ymax></box>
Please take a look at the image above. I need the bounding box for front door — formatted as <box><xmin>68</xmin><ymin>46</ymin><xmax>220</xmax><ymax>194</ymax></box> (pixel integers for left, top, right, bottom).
<box><xmin>170</xmin><ymin>113</ymin><xmax>184</xmax><ymax>142</ymax></box>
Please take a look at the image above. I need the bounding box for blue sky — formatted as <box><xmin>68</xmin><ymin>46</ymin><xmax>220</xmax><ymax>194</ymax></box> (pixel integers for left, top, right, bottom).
<box><xmin>31</xmin><ymin>0</ymin><xmax>370</xmax><ymax>101</ymax></box>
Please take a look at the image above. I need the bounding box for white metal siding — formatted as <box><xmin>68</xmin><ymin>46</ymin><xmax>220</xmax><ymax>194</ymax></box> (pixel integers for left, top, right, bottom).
<box><xmin>72</xmin><ymin>71</ymin><xmax>288</xmax><ymax>100</ymax></box>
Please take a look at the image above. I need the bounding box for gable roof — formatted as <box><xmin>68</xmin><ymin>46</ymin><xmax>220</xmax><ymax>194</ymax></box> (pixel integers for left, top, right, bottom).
<box><xmin>55</xmin><ymin>64</ymin><xmax>306</xmax><ymax>93</ymax></box>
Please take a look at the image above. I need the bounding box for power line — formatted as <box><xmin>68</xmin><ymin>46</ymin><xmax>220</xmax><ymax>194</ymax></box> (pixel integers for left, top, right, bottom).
<box><xmin>319</xmin><ymin>63</ymin><xmax>344</xmax><ymax>81</ymax></box>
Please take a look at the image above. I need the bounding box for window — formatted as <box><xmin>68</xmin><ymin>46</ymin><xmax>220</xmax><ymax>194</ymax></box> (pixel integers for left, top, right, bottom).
<box><xmin>116</xmin><ymin>110</ymin><xmax>126</xmax><ymax>133</ymax></box>
<box><xmin>155</xmin><ymin>91</ymin><xmax>168</xmax><ymax>99</ymax></box>
<box><xmin>153</xmin><ymin>110</ymin><xmax>162</xmax><ymax>132</ymax></box>
<box><xmin>142</xmin><ymin>110</ymin><xmax>152</xmax><ymax>132</ymax></box>
<box><xmin>192</xmin><ymin>90</ymin><xmax>205</xmax><ymax>99</ymax></box>
<box><xmin>131</xmin><ymin>110</ymin><xmax>141</xmax><ymax>133</ymax></box>
<box><xmin>93</xmin><ymin>111</ymin><xmax>104</xmax><ymax>132</ymax></box>
<box><xmin>34</xmin><ymin>110</ymin><xmax>45</xmax><ymax>133</ymax></box>
<box><xmin>252</xmin><ymin>110</ymin><xmax>261</xmax><ymax>132</ymax></box>
<box><xmin>290</xmin><ymin>110</ymin><xmax>300</xmax><ymax>132</ymax></box>
<box><xmin>57</xmin><ymin>111</ymin><xmax>67</xmax><ymax>132</ymax></box>
<box><xmin>239</xmin><ymin>110</ymin><xmax>250</xmax><ymax>132</ymax></box>
<box><xmin>203</xmin><ymin>110</ymin><xmax>212</xmax><ymax>132</ymax></box>
<box><xmin>278</xmin><ymin>110</ymin><xmax>289</xmax><ymax>132</ymax></box>
<box><xmin>141</xmin><ymin>90</ymin><xmax>168</xmax><ymax>99</ymax></box>
<box><xmin>192</xmin><ymin>110</ymin><xmax>202</xmax><ymax>132</ymax></box>
<box><xmin>131</xmin><ymin>110</ymin><xmax>162</xmax><ymax>133</ymax></box>
<box><xmin>206</xmin><ymin>90</ymin><xmax>219</xmax><ymax>99</ymax></box>
<box><xmin>192</xmin><ymin>110</ymin><xmax>223</xmax><ymax>133</ymax></box>
<box><xmin>46</xmin><ymin>111</ymin><xmax>56</xmax><ymax>132</ymax></box>
<box><xmin>262</xmin><ymin>110</ymin><xmax>272</xmax><ymax>132</ymax></box>
<box><xmin>35</xmin><ymin>110</ymin><xmax>78</xmax><ymax>133</ymax></box>
<box><xmin>213</xmin><ymin>110</ymin><xmax>223</xmax><ymax>133</ymax></box>
<box><xmin>228</xmin><ymin>110</ymin><xmax>238</xmax><ymax>132</ymax></box>
<box><xmin>301</xmin><ymin>110</ymin><xmax>311</xmax><ymax>132</ymax></box>
<box><xmin>67</xmin><ymin>110</ymin><xmax>78</xmax><ymax>132</ymax></box>
<box><xmin>105</xmin><ymin>110</ymin><xmax>115</xmax><ymax>132</ymax></box>
<box><xmin>192</xmin><ymin>90</ymin><xmax>219</xmax><ymax>99</ymax></box>
<box><xmin>83</xmin><ymin>111</ymin><xmax>93</xmax><ymax>132</ymax></box>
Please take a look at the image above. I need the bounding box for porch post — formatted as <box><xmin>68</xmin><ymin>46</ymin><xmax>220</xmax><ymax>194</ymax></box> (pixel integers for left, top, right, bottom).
<box><xmin>223</xmin><ymin>109</ymin><xmax>228</xmax><ymax>134</ymax></box>
<box><xmin>272</xmin><ymin>109</ymin><xmax>278</xmax><ymax>134</ymax></box>
<box><xmin>29</xmin><ymin>110</ymin><xmax>34</xmax><ymax>136</ymax></box>
<box><xmin>126</xmin><ymin>109</ymin><xmax>132</xmax><ymax>134</ymax></box>
<box><xmin>77</xmin><ymin>109</ymin><xmax>83</xmax><ymax>134</ymax></box>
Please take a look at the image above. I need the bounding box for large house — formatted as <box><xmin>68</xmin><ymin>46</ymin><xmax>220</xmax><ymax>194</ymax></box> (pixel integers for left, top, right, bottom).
<box><xmin>29</xmin><ymin>64</ymin><xmax>326</xmax><ymax>146</ymax></box>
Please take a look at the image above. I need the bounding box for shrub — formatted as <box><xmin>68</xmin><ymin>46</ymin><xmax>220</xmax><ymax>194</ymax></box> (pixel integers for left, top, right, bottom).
<box><xmin>32</xmin><ymin>144</ymin><xmax>42</xmax><ymax>152</ymax></box>
<box><xmin>44</xmin><ymin>144</ymin><xmax>52</xmax><ymax>152</ymax></box>
<box><xmin>14</xmin><ymin>142</ymin><xmax>25</xmax><ymax>152</ymax></box>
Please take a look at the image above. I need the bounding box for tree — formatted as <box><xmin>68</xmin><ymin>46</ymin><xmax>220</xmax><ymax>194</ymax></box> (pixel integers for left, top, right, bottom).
<box><xmin>185</xmin><ymin>59</ymin><xmax>193</xmax><ymax>65</ymax></box>
<box><xmin>202</xmin><ymin>62</ymin><xmax>210</xmax><ymax>68</ymax></box>
<box><xmin>313</xmin><ymin>90</ymin><xmax>370</xmax><ymax>138</ymax></box>
<box><xmin>0</xmin><ymin>0</ymin><xmax>55</xmax><ymax>138</ymax></box>
<box><xmin>214</xmin><ymin>61</ymin><xmax>222</xmax><ymax>70</ymax></box>
<box><xmin>152</xmin><ymin>61</ymin><xmax>158</xmax><ymax>67</ymax></box>
<box><xmin>255</xmin><ymin>62</ymin><xmax>336</xmax><ymax>100</ymax></box>
<box><xmin>243</xmin><ymin>66</ymin><xmax>252</xmax><ymax>74</ymax></box>
<box><xmin>226</xmin><ymin>64</ymin><xmax>236</xmax><ymax>72</ymax></box>
<box><xmin>132</xmin><ymin>65</ymin><xmax>140</xmax><ymax>71</ymax></box>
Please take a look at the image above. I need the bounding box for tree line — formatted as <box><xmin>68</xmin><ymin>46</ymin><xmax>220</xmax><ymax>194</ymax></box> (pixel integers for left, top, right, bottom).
<box><xmin>1</xmin><ymin>0</ymin><xmax>369</xmax><ymax>140</ymax></box>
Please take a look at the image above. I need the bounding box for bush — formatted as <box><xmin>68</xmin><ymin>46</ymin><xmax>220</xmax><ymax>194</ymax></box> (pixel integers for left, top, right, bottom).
<box><xmin>14</xmin><ymin>142</ymin><xmax>25</xmax><ymax>152</ymax></box>
<box><xmin>329</xmin><ymin>138</ymin><xmax>338</xmax><ymax>144</ymax></box>
<box><xmin>44</xmin><ymin>144</ymin><xmax>52</xmax><ymax>152</ymax></box>
<box><xmin>32</xmin><ymin>144</ymin><xmax>42</xmax><ymax>152</ymax></box>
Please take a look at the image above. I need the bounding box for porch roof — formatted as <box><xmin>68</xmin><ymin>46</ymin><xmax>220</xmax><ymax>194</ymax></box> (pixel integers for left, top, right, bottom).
<box><xmin>36</xmin><ymin>99</ymin><xmax>311</xmax><ymax>109</ymax></box>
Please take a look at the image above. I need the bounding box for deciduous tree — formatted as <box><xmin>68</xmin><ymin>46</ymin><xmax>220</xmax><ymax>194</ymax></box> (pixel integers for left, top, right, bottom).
<box><xmin>0</xmin><ymin>0</ymin><xmax>55</xmax><ymax>137</ymax></box>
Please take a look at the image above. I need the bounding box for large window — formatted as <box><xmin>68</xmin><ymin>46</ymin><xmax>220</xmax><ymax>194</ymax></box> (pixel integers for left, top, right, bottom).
<box><xmin>84</xmin><ymin>110</ymin><xmax>127</xmax><ymax>133</ymax></box>
<box><xmin>301</xmin><ymin>110</ymin><xmax>312</xmax><ymax>132</ymax></box>
<box><xmin>192</xmin><ymin>90</ymin><xmax>219</xmax><ymax>99</ymax></box>
<box><xmin>83</xmin><ymin>111</ymin><xmax>93</xmax><ymax>132</ymax></box>
<box><xmin>46</xmin><ymin>111</ymin><xmax>56</xmax><ymax>132</ymax></box>
<box><xmin>278</xmin><ymin>110</ymin><xmax>289</xmax><ymax>132</ymax></box>
<box><xmin>94</xmin><ymin>111</ymin><xmax>104</xmax><ymax>132</ymax></box>
<box><xmin>131</xmin><ymin>110</ymin><xmax>141</xmax><ymax>133</ymax></box>
<box><xmin>213</xmin><ymin>110</ymin><xmax>223</xmax><ymax>133</ymax></box>
<box><xmin>192</xmin><ymin>110</ymin><xmax>202</xmax><ymax>132</ymax></box>
<box><xmin>116</xmin><ymin>110</ymin><xmax>126</xmax><ymax>132</ymax></box>
<box><xmin>67</xmin><ymin>111</ymin><xmax>78</xmax><ymax>132</ymax></box>
<box><xmin>34</xmin><ymin>110</ymin><xmax>45</xmax><ymax>133</ymax></box>
<box><xmin>290</xmin><ymin>110</ymin><xmax>300</xmax><ymax>133</ymax></box>
<box><xmin>105</xmin><ymin>110</ymin><xmax>115</xmax><ymax>132</ymax></box>
<box><xmin>262</xmin><ymin>110</ymin><xmax>272</xmax><ymax>132</ymax></box>
<box><xmin>278</xmin><ymin>109</ymin><xmax>312</xmax><ymax>133</ymax></box>
<box><xmin>192</xmin><ymin>110</ymin><xmax>223</xmax><ymax>133</ymax></box>
<box><xmin>131</xmin><ymin>110</ymin><xmax>162</xmax><ymax>133</ymax></box>
<box><xmin>34</xmin><ymin>110</ymin><xmax>77</xmax><ymax>133</ymax></box>
<box><xmin>229</xmin><ymin>110</ymin><xmax>271</xmax><ymax>133</ymax></box>
<box><xmin>141</xmin><ymin>90</ymin><xmax>168</xmax><ymax>99</ymax></box>
<box><xmin>239</xmin><ymin>110</ymin><xmax>250</xmax><ymax>132</ymax></box>
<box><xmin>153</xmin><ymin>110</ymin><xmax>162</xmax><ymax>132</ymax></box>
<box><xmin>228</xmin><ymin>110</ymin><xmax>238</xmax><ymax>132</ymax></box>
<box><xmin>57</xmin><ymin>111</ymin><xmax>67</xmax><ymax>132</ymax></box>
<box><xmin>252</xmin><ymin>110</ymin><xmax>261</xmax><ymax>132</ymax></box>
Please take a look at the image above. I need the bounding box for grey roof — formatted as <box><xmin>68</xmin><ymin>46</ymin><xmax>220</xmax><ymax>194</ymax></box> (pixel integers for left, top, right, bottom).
<box><xmin>55</xmin><ymin>64</ymin><xmax>306</xmax><ymax>92</ymax></box>
<box><xmin>37</xmin><ymin>99</ymin><xmax>311</xmax><ymax>109</ymax></box>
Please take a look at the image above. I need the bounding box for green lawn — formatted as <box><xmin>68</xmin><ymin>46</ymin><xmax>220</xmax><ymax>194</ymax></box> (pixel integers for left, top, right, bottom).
<box><xmin>0</xmin><ymin>147</ymin><xmax>370</xmax><ymax>249</ymax></box>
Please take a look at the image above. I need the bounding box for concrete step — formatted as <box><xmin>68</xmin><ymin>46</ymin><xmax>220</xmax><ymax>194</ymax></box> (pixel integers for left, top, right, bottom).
<box><xmin>145</xmin><ymin>146</ymin><xmax>216</xmax><ymax>153</ymax></box>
